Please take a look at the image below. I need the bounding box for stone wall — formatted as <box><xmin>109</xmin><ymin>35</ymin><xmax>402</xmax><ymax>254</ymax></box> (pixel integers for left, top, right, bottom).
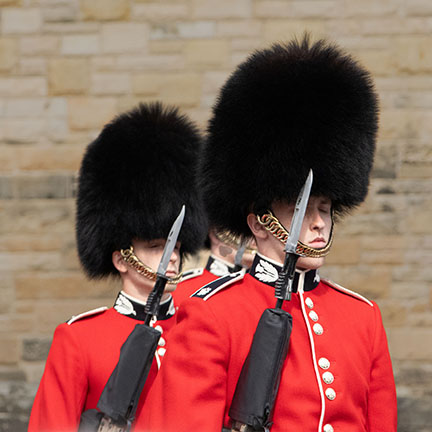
<box><xmin>0</xmin><ymin>0</ymin><xmax>431</xmax><ymax>430</ymax></box>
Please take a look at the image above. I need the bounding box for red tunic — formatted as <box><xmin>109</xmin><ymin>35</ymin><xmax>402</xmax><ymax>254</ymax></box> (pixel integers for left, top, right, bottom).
<box><xmin>29</xmin><ymin>292</ymin><xmax>176</xmax><ymax>432</ymax></box>
<box><xmin>136</xmin><ymin>255</ymin><xmax>397</xmax><ymax>432</ymax></box>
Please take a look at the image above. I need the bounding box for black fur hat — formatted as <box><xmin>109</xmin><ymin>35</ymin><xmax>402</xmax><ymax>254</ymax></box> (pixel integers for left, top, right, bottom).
<box><xmin>76</xmin><ymin>102</ymin><xmax>208</xmax><ymax>278</ymax></box>
<box><xmin>202</xmin><ymin>36</ymin><xmax>379</xmax><ymax>237</ymax></box>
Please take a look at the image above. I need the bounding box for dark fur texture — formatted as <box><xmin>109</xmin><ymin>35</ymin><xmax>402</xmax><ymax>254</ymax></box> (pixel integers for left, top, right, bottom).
<box><xmin>76</xmin><ymin>102</ymin><xmax>208</xmax><ymax>278</ymax></box>
<box><xmin>201</xmin><ymin>36</ymin><xmax>379</xmax><ymax>237</ymax></box>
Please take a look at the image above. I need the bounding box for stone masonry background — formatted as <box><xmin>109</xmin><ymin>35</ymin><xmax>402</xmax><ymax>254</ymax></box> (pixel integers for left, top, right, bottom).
<box><xmin>0</xmin><ymin>0</ymin><xmax>431</xmax><ymax>430</ymax></box>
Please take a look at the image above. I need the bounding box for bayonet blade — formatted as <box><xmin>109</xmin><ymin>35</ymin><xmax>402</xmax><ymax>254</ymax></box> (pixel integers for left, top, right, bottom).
<box><xmin>285</xmin><ymin>170</ymin><xmax>313</xmax><ymax>255</ymax></box>
<box><xmin>234</xmin><ymin>242</ymin><xmax>247</xmax><ymax>269</ymax></box>
<box><xmin>156</xmin><ymin>205</ymin><xmax>185</xmax><ymax>277</ymax></box>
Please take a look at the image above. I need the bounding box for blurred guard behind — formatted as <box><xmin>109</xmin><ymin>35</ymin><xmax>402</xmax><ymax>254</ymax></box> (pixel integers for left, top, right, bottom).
<box><xmin>173</xmin><ymin>229</ymin><xmax>257</xmax><ymax>306</ymax></box>
<box><xmin>28</xmin><ymin>102</ymin><xmax>207</xmax><ymax>432</ymax></box>
<box><xmin>136</xmin><ymin>37</ymin><xmax>397</xmax><ymax>432</ymax></box>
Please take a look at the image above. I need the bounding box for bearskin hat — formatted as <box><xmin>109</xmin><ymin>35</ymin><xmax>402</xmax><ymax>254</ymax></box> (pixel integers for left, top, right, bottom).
<box><xmin>76</xmin><ymin>102</ymin><xmax>208</xmax><ymax>279</ymax></box>
<box><xmin>201</xmin><ymin>36</ymin><xmax>379</xmax><ymax>238</ymax></box>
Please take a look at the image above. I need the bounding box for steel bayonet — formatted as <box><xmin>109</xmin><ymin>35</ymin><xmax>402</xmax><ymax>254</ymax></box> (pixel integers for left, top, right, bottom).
<box><xmin>285</xmin><ymin>170</ymin><xmax>313</xmax><ymax>255</ymax></box>
<box><xmin>146</xmin><ymin>205</ymin><xmax>185</xmax><ymax>323</ymax></box>
<box><xmin>275</xmin><ymin>170</ymin><xmax>313</xmax><ymax>304</ymax></box>
<box><xmin>156</xmin><ymin>205</ymin><xmax>185</xmax><ymax>277</ymax></box>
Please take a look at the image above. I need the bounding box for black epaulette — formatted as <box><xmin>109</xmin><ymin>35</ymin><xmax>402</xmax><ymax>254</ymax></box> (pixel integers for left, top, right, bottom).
<box><xmin>191</xmin><ymin>271</ymin><xmax>244</xmax><ymax>301</ymax></box>
<box><xmin>181</xmin><ymin>268</ymin><xmax>204</xmax><ymax>282</ymax></box>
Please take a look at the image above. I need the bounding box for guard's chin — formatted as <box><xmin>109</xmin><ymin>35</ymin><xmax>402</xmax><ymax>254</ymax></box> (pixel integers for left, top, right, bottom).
<box><xmin>296</xmin><ymin>256</ymin><xmax>325</xmax><ymax>271</ymax></box>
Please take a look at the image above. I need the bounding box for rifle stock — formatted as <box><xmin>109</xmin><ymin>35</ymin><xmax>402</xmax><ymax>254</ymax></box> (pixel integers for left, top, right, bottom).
<box><xmin>229</xmin><ymin>308</ymin><xmax>292</xmax><ymax>431</ymax></box>
<box><xmin>79</xmin><ymin>324</ymin><xmax>161</xmax><ymax>431</ymax></box>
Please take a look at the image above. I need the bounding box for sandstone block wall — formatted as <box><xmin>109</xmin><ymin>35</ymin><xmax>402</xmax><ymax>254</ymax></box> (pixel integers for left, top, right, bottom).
<box><xmin>0</xmin><ymin>1</ymin><xmax>431</xmax><ymax>430</ymax></box>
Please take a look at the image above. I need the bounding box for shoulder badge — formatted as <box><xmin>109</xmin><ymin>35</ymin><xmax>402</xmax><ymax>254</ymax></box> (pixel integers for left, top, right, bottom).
<box><xmin>322</xmin><ymin>279</ymin><xmax>373</xmax><ymax>307</ymax></box>
<box><xmin>66</xmin><ymin>306</ymin><xmax>108</xmax><ymax>325</ymax></box>
<box><xmin>191</xmin><ymin>271</ymin><xmax>244</xmax><ymax>301</ymax></box>
<box><xmin>181</xmin><ymin>268</ymin><xmax>204</xmax><ymax>282</ymax></box>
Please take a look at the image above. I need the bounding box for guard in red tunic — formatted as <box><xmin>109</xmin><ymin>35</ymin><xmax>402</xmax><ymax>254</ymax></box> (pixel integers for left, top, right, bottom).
<box><xmin>135</xmin><ymin>37</ymin><xmax>397</xmax><ymax>432</ymax></box>
<box><xmin>28</xmin><ymin>102</ymin><xmax>207</xmax><ymax>431</ymax></box>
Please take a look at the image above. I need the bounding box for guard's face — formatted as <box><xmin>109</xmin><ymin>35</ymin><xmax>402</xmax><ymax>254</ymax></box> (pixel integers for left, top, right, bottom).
<box><xmin>136</xmin><ymin>239</ymin><xmax>180</xmax><ymax>292</ymax></box>
<box><xmin>128</xmin><ymin>238</ymin><xmax>181</xmax><ymax>294</ymax></box>
<box><xmin>272</xmin><ymin>196</ymin><xmax>332</xmax><ymax>270</ymax></box>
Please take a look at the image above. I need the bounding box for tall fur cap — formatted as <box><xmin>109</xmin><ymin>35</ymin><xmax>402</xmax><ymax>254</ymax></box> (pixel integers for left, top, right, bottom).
<box><xmin>76</xmin><ymin>102</ymin><xmax>208</xmax><ymax>279</ymax></box>
<box><xmin>202</xmin><ymin>36</ymin><xmax>379</xmax><ymax>237</ymax></box>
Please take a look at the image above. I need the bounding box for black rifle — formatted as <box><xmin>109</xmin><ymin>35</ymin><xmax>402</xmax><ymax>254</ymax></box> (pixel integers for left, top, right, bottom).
<box><xmin>79</xmin><ymin>206</ymin><xmax>185</xmax><ymax>432</ymax></box>
<box><xmin>229</xmin><ymin>172</ymin><xmax>313</xmax><ymax>431</ymax></box>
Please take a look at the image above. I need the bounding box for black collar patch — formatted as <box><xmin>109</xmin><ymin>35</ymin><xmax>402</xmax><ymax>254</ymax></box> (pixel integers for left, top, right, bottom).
<box><xmin>113</xmin><ymin>291</ymin><xmax>175</xmax><ymax>321</ymax></box>
<box><xmin>249</xmin><ymin>253</ymin><xmax>320</xmax><ymax>292</ymax></box>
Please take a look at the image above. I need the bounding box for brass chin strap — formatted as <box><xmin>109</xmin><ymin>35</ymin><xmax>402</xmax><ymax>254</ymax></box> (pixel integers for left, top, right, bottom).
<box><xmin>256</xmin><ymin>211</ymin><xmax>333</xmax><ymax>258</ymax></box>
<box><xmin>120</xmin><ymin>246</ymin><xmax>182</xmax><ymax>284</ymax></box>
<box><xmin>214</xmin><ymin>230</ymin><xmax>257</xmax><ymax>255</ymax></box>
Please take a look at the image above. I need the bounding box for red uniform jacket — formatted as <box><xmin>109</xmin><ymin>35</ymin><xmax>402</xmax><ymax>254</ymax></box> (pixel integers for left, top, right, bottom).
<box><xmin>136</xmin><ymin>254</ymin><xmax>397</xmax><ymax>432</ymax></box>
<box><xmin>29</xmin><ymin>292</ymin><xmax>176</xmax><ymax>432</ymax></box>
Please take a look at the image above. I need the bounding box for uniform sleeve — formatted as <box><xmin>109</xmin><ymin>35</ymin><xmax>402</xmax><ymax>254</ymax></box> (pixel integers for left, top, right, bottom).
<box><xmin>367</xmin><ymin>303</ymin><xmax>397</xmax><ymax>431</ymax></box>
<box><xmin>134</xmin><ymin>298</ymin><xmax>230</xmax><ymax>432</ymax></box>
<box><xmin>28</xmin><ymin>323</ymin><xmax>88</xmax><ymax>432</ymax></box>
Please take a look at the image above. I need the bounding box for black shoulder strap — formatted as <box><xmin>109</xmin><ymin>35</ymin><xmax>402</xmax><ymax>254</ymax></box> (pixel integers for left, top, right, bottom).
<box><xmin>191</xmin><ymin>271</ymin><xmax>244</xmax><ymax>301</ymax></box>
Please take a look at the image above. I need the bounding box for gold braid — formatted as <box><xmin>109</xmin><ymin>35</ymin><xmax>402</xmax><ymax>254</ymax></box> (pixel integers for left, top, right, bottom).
<box><xmin>120</xmin><ymin>246</ymin><xmax>182</xmax><ymax>284</ymax></box>
<box><xmin>256</xmin><ymin>211</ymin><xmax>333</xmax><ymax>258</ymax></box>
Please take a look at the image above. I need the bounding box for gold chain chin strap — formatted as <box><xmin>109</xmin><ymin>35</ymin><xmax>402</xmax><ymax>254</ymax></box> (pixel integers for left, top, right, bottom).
<box><xmin>256</xmin><ymin>211</ymin><xmax>333</xmax><ymax>258</ymax></box>
<box><xmin>120</xmin><ymin>246</ymin><xmax>182</xmax><ymax>284</ymax></box>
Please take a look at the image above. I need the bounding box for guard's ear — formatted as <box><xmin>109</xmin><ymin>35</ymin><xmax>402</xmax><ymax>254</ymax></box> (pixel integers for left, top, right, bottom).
<box><xmin>112</xmin><ymin>251</ymin><xmax>128</xmax><ymax>274</ymax></box>
<box><xmin>246</xmin><ymin>213</ymin><xmax>268</xmax><ymax>240</ymax></box>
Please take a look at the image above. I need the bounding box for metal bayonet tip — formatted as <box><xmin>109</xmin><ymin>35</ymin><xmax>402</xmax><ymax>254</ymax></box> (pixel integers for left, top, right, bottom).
<box><xmin>156</xmin><ymin>205</ymin><xmax>186</xmax><ymax>277</ymax></box>
<box><xmin>284</xmin><ymin>170</ymin><xmax>313</xmax><ymax>254</ymax></box>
